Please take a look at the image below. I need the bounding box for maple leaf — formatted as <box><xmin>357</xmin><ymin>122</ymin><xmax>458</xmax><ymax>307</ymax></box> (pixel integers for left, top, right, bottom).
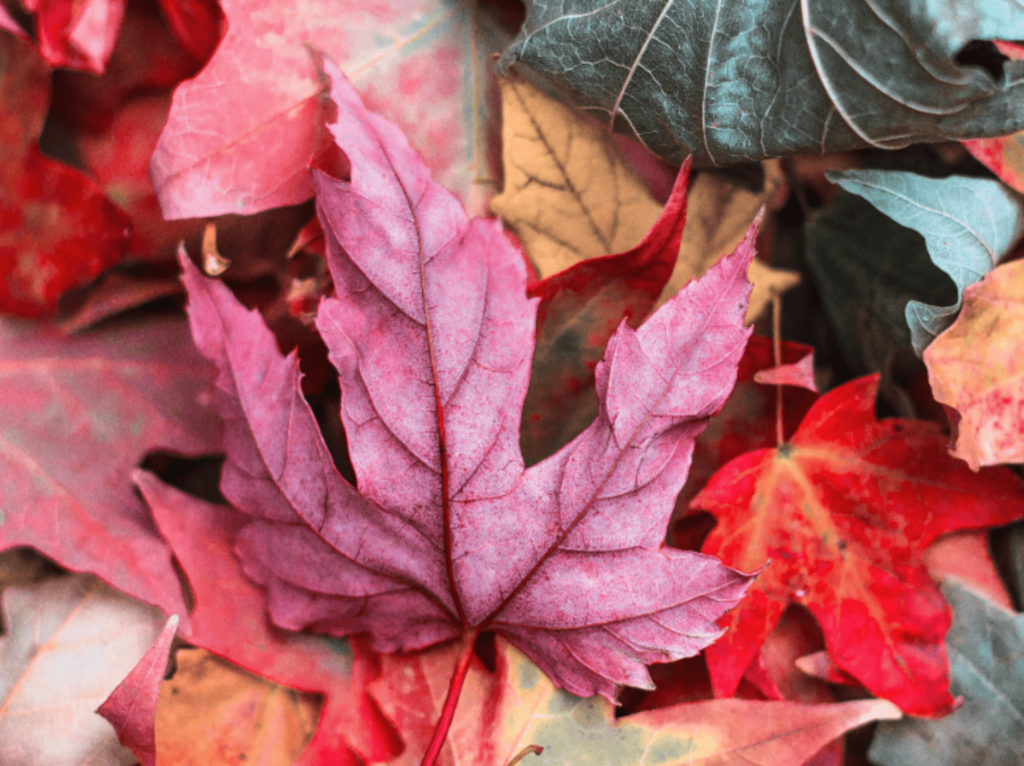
<box><xmin>499</xmin><ymin>0</ymin><xmax>1024</xmax><ymax>166</ymax></box>
<box><xmin>179</xmin><ymin>53</ymin><xmax>759</xmax><ymax>730</ymax></box>
<box><xmin>923</xmin><ymin>258</ymin><xmax>1024</xmax><ymax>470</ymax></box>
<box><xmin>672</xmin><ymin>335</ymin><xmax>819</xmax><ymax>522</ymax></box>
<box><xmin>151</xmin><ymin>0</ymin><xmax>511</xmax><ymax>220</ymax></box>
<box><xmin>693</xmin><ymin>375</ymin><xmax>1024</xmax><ymax>716</ymax></box>
<box><xmin>0</xmin><ymin>574</ymin><xmax>166</xmax><ymax>764</ymax></box>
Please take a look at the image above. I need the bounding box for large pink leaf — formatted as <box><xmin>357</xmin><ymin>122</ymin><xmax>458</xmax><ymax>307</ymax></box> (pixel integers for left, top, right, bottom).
<box><xmin>181</xmin><ymin>59</ymin><xmax>757</xmax><ymax>703</ymax></box>
<box><xmin>151</xmin><ymin>0</ymin><xmax>509</xmax><ymax>220</ymax></box>
<box><xmin>0</xmin><ymin>317</ymin><xmax>220</xmax><ymax>619</ymax></box>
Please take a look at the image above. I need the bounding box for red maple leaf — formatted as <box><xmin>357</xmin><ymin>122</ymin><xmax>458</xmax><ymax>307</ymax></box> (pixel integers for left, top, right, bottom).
<box><xmin>693</xmin><ymin>374</ymin><xmax>1024</xmax><ymax>716</ymax></box>
<box><xmin>178</xmin><ymin>56</ymin><xmax>759</xmax><ymax>756</ymax></box>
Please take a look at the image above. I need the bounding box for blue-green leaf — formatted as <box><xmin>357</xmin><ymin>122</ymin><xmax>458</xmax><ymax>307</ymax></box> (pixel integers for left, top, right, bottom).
<box><xmin>829</xmin><ymin>170</ymin><xmax>1024</xmax><ymax>353</ymax></box>
<box><xmin>499</xmin><ymin>0</ymin><xmax>1024</xmax><ymax>166</ymax></box>
<box><xmin>869</xmin><ymin>579</ymin><xmax>1024</xmax><ymax>766</ymax></box>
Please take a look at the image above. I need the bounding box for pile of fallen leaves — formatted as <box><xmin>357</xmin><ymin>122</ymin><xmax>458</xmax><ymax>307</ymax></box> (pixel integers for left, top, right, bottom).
<box><xmin>4</xmin><ymin>1</ymin><xmax>1024</xmax><ymax>764</ymax></box>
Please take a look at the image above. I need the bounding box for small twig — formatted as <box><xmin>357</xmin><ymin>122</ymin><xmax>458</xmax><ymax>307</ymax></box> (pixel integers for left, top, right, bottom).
<box><xmin>507</xmin><ymin>745</ymin><xmax>544</xmax><ymax>766</ymax></box>
<box><xmin>772</xmin><ymin>290</ymin><xmax>784</xmax><ymax>447</ymax></box>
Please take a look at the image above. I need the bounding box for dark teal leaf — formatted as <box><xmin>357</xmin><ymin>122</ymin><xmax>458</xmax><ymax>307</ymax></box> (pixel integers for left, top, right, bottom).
<box><xmin>805</xmin><ymin>190</ymin><xmax>953</xmax><ymax>390</ymax></box>
<box><xmin>869</xmin><ymin>579</ymin><xmax>1024</xmax><ymax>766</ymax></box>
<box><xmin>830</xmin><ymin>170</ymin><xmax>1024</xmax><ymax>353</ymax></box>
<box><xmin>499</xmin><ymin>0</ymin><xmax>1024</xmax><ymax>166</ymax></box>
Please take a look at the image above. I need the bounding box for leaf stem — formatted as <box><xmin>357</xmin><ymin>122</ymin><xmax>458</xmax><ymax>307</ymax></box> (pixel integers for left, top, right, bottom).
<box><xmin>772</xmin><ymin>290</ymin><xmax>784</xmax><ymax>447</ymax></box>
<box><xmin>420</xmin><ymin>631</ymin><xmax>480</xmax><ymax>766</ymax></box>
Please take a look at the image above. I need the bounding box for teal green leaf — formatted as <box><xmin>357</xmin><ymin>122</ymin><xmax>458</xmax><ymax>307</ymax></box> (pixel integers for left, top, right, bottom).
<box><xmin>830</xmin><ymin>170</ymin><xmax>1024</xmax><ymax>353</ymax></box>
<box><xmin>499</xmin><ymin>0</ymin><xmax>1024</xmax><ymax>166</ymax></box>
<box><xmin>869</xmin><ymin>579</ymin><xmax>1024</xmax><ymax>766</ymax></box>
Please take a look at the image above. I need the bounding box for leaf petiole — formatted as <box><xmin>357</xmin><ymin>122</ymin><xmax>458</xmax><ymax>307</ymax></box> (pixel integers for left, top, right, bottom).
<box><xmin>419</xmin><ymin>630</ymin><xmax>481</xmax><ymax>766</ymax></box>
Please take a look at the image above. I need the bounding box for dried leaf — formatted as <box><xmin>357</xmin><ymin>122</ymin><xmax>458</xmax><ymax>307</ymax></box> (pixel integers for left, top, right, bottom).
<box><xmin>924</xmin><ymin>258</ymin><xmax>1024</xmax><ymax>469</ymax></box>
<box><xmin>156</xmin><ymin>649</ymin><xmax>321</xmax><ymax>766</ymax></box>
<box><xmin>490</xmin><ymin>75</ymin><xmax>796</xmax><ymax>322</ymax></box>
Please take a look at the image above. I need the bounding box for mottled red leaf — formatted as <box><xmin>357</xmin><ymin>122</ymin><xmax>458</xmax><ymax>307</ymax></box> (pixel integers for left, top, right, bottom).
<box><xmin>23</xmin><ymin>0</ymin><xmax>126</xmax><ymax>72</ymax></box>
<box><xmin>0</xmin><ymin>32</ymin><xmax>131</xmax><ymax>316</ymax></box>
<box><xmin>136</xmin><ymin>472</ymin><xmax>399</xmax><ymax>766</ymax></box>
<box><xmin>694</xmin><ymin>375</ymin><xmax>1024</xmax><ymax>716</ymax></box>
<box><xmin>49</xmin><ymin>0</ymin><xmax>211</xmax><ymax>134</ymax></box>
<box><xmin>521</xmin><ymin>157</ymin><xmax>696</xmax><ymax>464</ymax></box>
<box><xmin>0</xmin><ymin>317</ymin><xmax>220</xmax><ymax>618</ymax></box>
<box><xmin>97</xmin><ymin>614</ymin><xmax>179</xmax><ymax>766</ymax></box>
<box><xmin>152</xmin><ymin>0</ymin><xmax>508</xmax><ymax>220</ymax></box>
<box><xmin>180</xmin><ymin>58</ymin><xmax>758</xmax><ymax>709</ymax></box>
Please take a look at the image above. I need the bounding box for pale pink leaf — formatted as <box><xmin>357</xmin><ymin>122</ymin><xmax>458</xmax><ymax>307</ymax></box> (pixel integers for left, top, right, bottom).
<box><xmin>752</xmin><ymin>351</ymin><xmax>818</xmax><ymax>391</ymax></box>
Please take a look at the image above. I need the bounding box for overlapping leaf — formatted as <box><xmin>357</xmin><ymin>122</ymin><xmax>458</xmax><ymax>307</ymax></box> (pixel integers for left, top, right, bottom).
<box><xmin>361</xmin><ymin>636</ymin><xmax>901</xmax><ymax>766</ymax></box>
<box><xmin>136</xmin><ymin>472</ymin><xmax>395</xmax><ymax>766</ymax></box>
<box><xmin>521</xmin><ymin>158</ymin><xmax>693</xmax><ymax>464</ymax></box>
<box><xmin>98</xmin><ymin>615</ymin><xmax>179</xmax><ymax>766</ymax></box>
<box><xmin>180</xmin><ymin>56</ymin><xmax>758</xmax><ymax>709</ymax></box>
<box><xmin>829</xmin><ymin>170</ymin><xmax>1024</xmax><ymax>353</ymax></box>
<box><xmin>490</xmin><ymin>74</ymin><xmax>797</xmax><ymax>318</ymax></box>
<box><xmin>499</xmin><ymin>0</ymin><xmax>1024</xmax><ymax>166</ymax></box>
<box><xmin>156</xmin><ymin>649</ymin><xmax>322</xmax><ymax>766</ymax></box>
<box><xmin>869</xmin><ymin>580</ymin><xmax>1024</xmax><ymax>766</ymax></box>
<box><xmin>0</xmin><ymin>574</ymin><xmax>165</xmax><ymax>764</ymax></box>
<box><xmin>924</xmin><ymin>258</ymin><xmax>1024</xmax><ymax>469</ymax></box>
<box><xmin>0</xmin><ymin>30</ymin><xmax>130</xmax><ymax>316</ymax></box>
<box><xmin>152</xmin><ymin>0</ymin><xmax>510</xmax><ymax>219</ymax></box>
<box><xmin>693</xmin><ymin>375</ymin><xmax>1024</xmax><ymax>716</ymax></box>
<box><xmin>0</xmin><ymin>317</ymin><xmax>220</xmax><ymax>618</ymax></box>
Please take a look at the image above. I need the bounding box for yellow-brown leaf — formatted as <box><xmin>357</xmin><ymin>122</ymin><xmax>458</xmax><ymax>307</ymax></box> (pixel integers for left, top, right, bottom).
<box><xmin>156</xmin><ymin>649</ymin><xmax>320</xmax><ymax>765</ymax></box>
<box><xmin>491</xmin><ymin>76</ymin><xmax>797</xmax><ymax>322</ymax></box>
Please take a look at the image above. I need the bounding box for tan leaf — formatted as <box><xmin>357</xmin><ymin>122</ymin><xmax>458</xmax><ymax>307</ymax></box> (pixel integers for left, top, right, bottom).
<box><xmin>491</xmin><ymin>76</ymin><xmax>795</xmax><ymax>322</ymax></box>
<box><xmin>156</xmin><ymin>649</ymin><xmax>320</xmax><ymax>765</ymax></box>
<box><xmin>924</xmin><ymin>258</ymin><xmax>1024</xmax><ymax>470</ymax></box>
